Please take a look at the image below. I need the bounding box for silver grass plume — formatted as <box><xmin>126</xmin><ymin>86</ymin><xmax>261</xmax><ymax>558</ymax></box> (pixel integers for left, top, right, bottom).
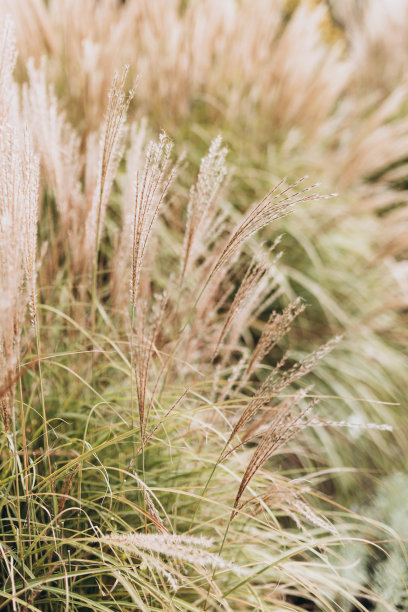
<box><xmin>85</xmin><ymin>66</ymin><xmax>133</xmax><ymax>268</ymax></box>
<box><xmin>129</xmin><ymin>132</ymin><xmax>176</xmax><ymax>308</ymax></box>
<box><xmin>0</xmin><ymin>18</ymin><xmax>39</xmax><ymax>432</ymax></box>
<box><xmin>181</xmin><ymin>135</ymin><xmax>227</xmax><ymax>280</ymax></box>
<box><xmin>102</xmin><ymin>532</ymin><xmax>237</xmax><ymax>590</ymax></box>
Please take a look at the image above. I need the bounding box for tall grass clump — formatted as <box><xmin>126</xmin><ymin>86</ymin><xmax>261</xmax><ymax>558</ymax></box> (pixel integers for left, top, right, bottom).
<box><xmin>5</xmin><ymin>0</ymin><xmax>406</xmax><ymax>466</ymax></box>
<box><xmin>0</xmin><ymin>3</ymin><xmax>407</xmax><ymax>611</ymax></box>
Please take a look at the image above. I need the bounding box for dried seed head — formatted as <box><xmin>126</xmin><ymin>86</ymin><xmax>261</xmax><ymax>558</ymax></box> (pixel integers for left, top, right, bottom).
<box><xmin>129</xmin><ymin>132</ymin><xmax>176</xmax><ymax>308</ymax></box>
<box><xmin>85</xmin><ymin>66</ymin><xmax>133</xmax><ymax>267</ymax></box>
<box><xmin>0</xmin><ymin>18</ymin><xmax>39</xmax><ymax>430</ymax></box>
<box><xmin>181</xmin><ymin>135</ymin><xmax>228</xmax><ymax>279</ymax></box>
<box><xmin>211</xmin><ymin>178</ymin><xmax>337</xmax><ymax>278</ymax></box>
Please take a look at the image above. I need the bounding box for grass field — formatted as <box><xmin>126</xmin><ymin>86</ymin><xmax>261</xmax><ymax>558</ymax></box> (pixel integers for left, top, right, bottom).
<box><xmin>1</xmin><ymin>1</ymin><xmax>407</xmax><ymax>610</ymax></box>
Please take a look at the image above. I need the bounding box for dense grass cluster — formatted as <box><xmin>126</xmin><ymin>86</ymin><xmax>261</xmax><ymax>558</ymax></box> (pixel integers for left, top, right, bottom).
<box><xmin>1</xmin><ymin>1</ymin><xmax>407</xmax><ymax>610</ymax></box>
